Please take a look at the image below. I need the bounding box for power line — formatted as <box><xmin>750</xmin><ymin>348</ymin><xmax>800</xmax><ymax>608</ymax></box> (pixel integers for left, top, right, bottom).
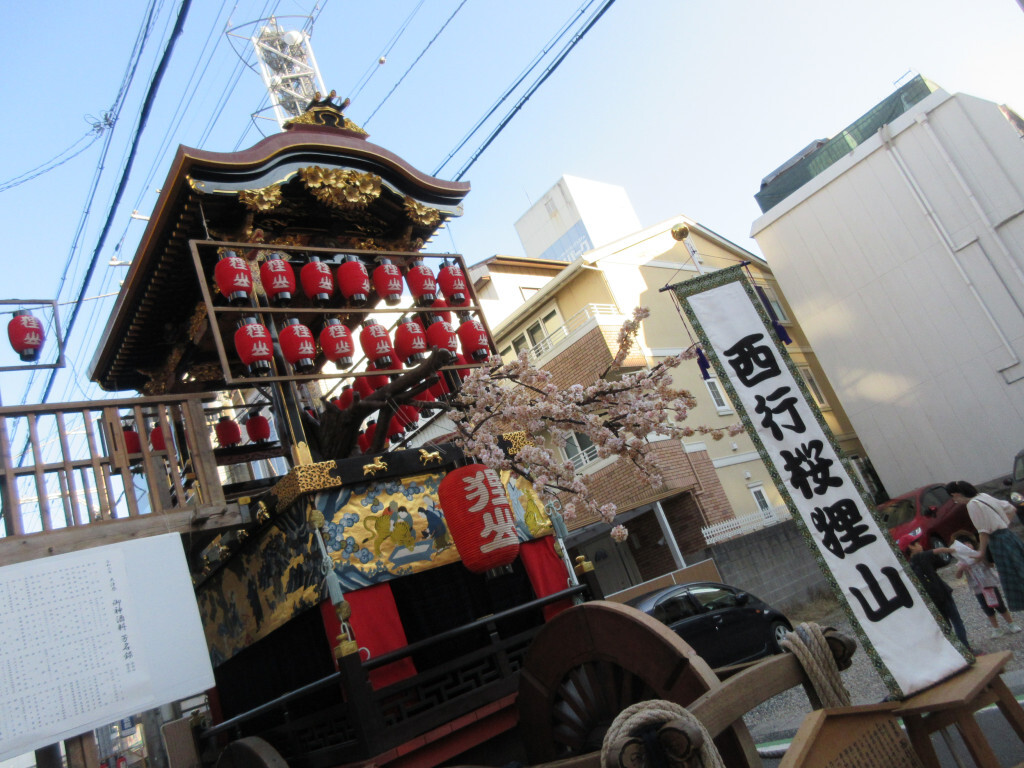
<box><xmin>349</xmin><ymin>0</ymin><xmax>425</xmax><ymax>104</ymax></box>
<box><xmin>452</xmin><ymin>0</ymin><xmax>617</xmax><ymax>181</ymax></box>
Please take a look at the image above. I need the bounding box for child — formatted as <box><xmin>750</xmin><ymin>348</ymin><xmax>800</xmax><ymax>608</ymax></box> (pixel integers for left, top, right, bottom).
<box><xmin>898</xmin><ymin>533</ymin><xmax>970</xmax><ymax>648</ymax></box>
<box><xmin>937</xmin><ymin>530</ymin><xmax>1022</xmax><ymax>638</ymax></box>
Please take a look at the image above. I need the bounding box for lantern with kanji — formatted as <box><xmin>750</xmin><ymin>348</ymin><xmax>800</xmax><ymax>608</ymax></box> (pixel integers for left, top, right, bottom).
<box><xmin>372</xmin><ymin>258</ymin><xmax>403</xmax><ymax>306</ymax></box>
<box><xmin>425</xmin><ymin>318</ymin><xmax>458</xmax><ymax>361</ymax></box>
<box><xmin>457</xmin><ymin>317</ymin><xmax>491</xmax><ymax>362</ymax></box>
<box><xmin>279</xmin><ymin>319</ymin><xmax>317</xmax><ymax>373</ymax></box>
<box><xmin>438</xmin><ymin>464</ymin><xmax>519</xmax><ymax>573</ymax></box>
<box><xmin>234</xmin><ymin>318</ymin><xmax>274</xmax><ymax>375</ymax></box>
<box><xmin>260</xmin><ymin>253</ymin><xmax>296</xmax><ymax>306</ymax></box>
<box><xmin>7</xmin><ymin>310</ymin><xmax>45</xmax><ymax>362</ymax></box>
<box><xmin>337</xmin><ymin>255</ymin><xmax>370</xmax><ymax>306</ymax></box>
<box><xmin>246</xmin><ymin>412</ymin><xmax>272</xmax><ymax>443</ymax></box>
<box><xmin>394</xmin><ymin>316</ymin><xmax>428</xmax><ymax>364</ymax></box>
<box><xmin>359</xmin><ymin>319</ymin><xmax>395</xmax><ymax>369</ymax></box>
<box><xmin>300</xmin><ymin>256</ymin><xmax>335</xmax><ymax>305</ymax></box>
<box><xmin>214</xmin><ymin>251</ymin><xmax>254</xmax><ymax>305</ymax></box>
<box><xmin>405</xmin><ymin>259</ymin><xmax>437</xmax><ymax>306</ymax></box>
<box><xmin>319</xmin><ymin>319</ymin><xmax>354</xmax><ymax>368</ymax></box>
<box><xmin>215</xmin><ymin>416</ymin><xmax>242</xmax><ymax>447</ymax></box>
<box><xmin>438</xmin><ymin>261</ymin><xmax>468</xmax><ymax>307</ymax></box>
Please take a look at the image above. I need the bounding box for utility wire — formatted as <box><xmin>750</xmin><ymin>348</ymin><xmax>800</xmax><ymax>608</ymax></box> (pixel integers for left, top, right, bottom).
<box><xmin>453</xmin><ymin>0</ymin><xmax>617</xmax><ymax>181</ymax></box>
<box><xmin>363</xmin><ymin>0</ymin><xmax>470</xmax><ymax>128</ymax></box>
<box><xmin>349</xmin><ymin>0</ymin><xmax>425</xmax><ymax>104</ymax></box>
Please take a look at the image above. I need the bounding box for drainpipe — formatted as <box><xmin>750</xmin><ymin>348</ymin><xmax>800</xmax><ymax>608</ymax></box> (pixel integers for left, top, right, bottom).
<box><xmin>879</xmin><ymin>123</ymin><xmax>1023</xmax><ymax>382</ymax></box>
<box><xmin>653</xmin><ymin>500</ymin><xmax>686</xmax><ymax>568</ymax></box>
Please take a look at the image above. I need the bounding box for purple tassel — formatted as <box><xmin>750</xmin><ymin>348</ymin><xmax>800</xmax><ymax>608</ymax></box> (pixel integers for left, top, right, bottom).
<box><xmin>696</xmin><ymin>348</ymin><xmax>711</xmax><ymax>380</ymax></box>
<box><xmin>755</xmin><ymin>285</ymin><xmax>792</xmax><ymax>345</ymax></box>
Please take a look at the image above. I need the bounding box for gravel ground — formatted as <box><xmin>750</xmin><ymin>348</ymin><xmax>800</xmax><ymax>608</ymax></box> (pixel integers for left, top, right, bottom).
<box><xmin>743</xmin><ymin>564</ymin><xmax>1024</xmax><ymax>744</ymax></box>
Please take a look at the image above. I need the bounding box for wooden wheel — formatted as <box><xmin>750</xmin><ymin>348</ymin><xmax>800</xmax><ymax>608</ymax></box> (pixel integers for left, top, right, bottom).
<box><xmin>215</xmin><ymin>737</ymin><xmax>289</xmax><ymax>768</ymax></box>
<box><xmin>517</xmin><ymin>600</ymin><xmax>759</xmax><ymax>767</ymax></box>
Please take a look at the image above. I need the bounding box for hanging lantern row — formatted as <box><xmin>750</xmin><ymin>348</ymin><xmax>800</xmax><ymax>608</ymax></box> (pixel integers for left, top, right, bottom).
<box><xmin>118</xmin><ymin>421</ymin><xmax>168</xmax><ymax>454</ymax></box>
<box><xmin>230</xmin><ymin>311</ymin><xmax>492</xmax><ymax>377</ymax></box>
<box><xmin>213</xmin><ymin>412</ymin><xmax>272</xmax><ymax>447</ymax></box>
<box><xmin>213</xmin><ymin>251</ymin><xmax>471</xmax><ymax>311</ymax></box>
<box><xmin>7</xmin><ymin>310</ymin><xmax>45</xmax><ymax>363</ymax></box>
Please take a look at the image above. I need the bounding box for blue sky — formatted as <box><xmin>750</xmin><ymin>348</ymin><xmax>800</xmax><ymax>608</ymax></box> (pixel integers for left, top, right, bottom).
<box><xmin>1</xmin><ymin>0</ymin><xmax>1022</xmax><ymax>402</ymax></box>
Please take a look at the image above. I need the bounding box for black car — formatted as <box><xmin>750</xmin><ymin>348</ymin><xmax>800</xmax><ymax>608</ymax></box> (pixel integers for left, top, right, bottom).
<box><xmin>625</xmin><ymin>581</ymin><xmax>792</xmax><ymax>668</ymax></box>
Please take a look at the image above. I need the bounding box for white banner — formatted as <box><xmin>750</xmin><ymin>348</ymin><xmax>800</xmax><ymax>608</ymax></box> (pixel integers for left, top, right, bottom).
<box><xmin>0</xmin><ymin>534</ymin><xmax>214</xmax><ymax>760</ymax></box>
<box><xmin>679</xmin><ymin>274</ymin><xmax>968</xmax><ymax>696</ymax></box>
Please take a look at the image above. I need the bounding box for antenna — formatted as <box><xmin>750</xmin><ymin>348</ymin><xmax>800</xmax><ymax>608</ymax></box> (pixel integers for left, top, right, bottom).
<box><xmin>245</xmin><ymin>16</ymin><xmax>327</xmax><ymax>129</ymax></box>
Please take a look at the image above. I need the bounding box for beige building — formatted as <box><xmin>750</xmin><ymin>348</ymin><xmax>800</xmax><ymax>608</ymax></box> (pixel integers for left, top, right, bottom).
<box><xmin>468</xmin><ymin>200</ymin><xmax>875</xmax><ymax>595</ymax></box>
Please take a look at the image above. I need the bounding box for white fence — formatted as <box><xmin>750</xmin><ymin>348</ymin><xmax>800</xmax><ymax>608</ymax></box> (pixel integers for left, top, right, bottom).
<box><xmin>701</xmin><ymin>504</ymin><xmax>792</xmax><ymax>545</ymax></box>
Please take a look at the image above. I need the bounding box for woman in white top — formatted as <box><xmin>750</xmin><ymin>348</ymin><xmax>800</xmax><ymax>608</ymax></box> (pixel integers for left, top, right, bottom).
<box><xmin>946</xmin><ymin>480</ymin><xmax>1024</xmax><ymax>612</ymax></box>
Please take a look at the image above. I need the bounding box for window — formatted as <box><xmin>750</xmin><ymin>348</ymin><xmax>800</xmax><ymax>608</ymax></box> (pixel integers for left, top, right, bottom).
<box><xmin>750</xmin><ymin>485</ymin><xmax>772</xmax><ymax>518</ymax></box>
<box><xmin>653</xmin><ymin>592</ymin><xmax>699</xmax><ymax>624</ymax></box>
<box><xmin>564</xmin><ymin>431</ymin><xmax>598</xmax><ymax>470</ymax></box>
<box><xmin>688</xmin><ymin>585</ymin><xmax>739</xmax><ymax>611</ymax></box>
<box><xmin>760</xmin><ymin>285</ymin><xmax>790</xmax><ymax>323</ymax></box>
<box><xmin>798</xmin><ymin>366</ymin><xmax>828</xmax><ymax>407</ymax></box>
<box><xmin>704</xmin><ymin>378</ymin><xmax>731</xmax><ymax>414</ymax></box>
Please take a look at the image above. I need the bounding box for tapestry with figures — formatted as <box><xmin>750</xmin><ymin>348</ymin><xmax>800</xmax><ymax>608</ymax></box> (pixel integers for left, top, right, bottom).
<box><xmin>196</xmin><ymin>505</ymin><xmax>326</xmax><ymax>666</ymax></box>
<box><xmin>318</xmin><ymin>469</ymin><xmax>553</xmax><ymax>593</ymax></box>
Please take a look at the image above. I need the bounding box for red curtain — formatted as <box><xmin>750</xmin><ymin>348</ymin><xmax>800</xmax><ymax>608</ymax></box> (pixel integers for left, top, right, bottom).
<box><xmin>519</xmin><ymin>537</ymin><xmax>573</xmax><ymax>620</ymax></box>
<box><xmin>346</xmin><ymin>583</ymin><xmax>418</xmax><ymax>689</ymax></box>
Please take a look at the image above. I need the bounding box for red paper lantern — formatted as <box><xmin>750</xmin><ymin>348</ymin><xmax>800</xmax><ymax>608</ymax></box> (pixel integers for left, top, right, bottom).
<box><xmin>359</xmin><ymin>319</ymin><xmax>395</xmax><ymax>369</ymax></box>
<box><xmin>430</xmin><ymin>298</ymin><xmax>452</xmax><ymax>324</ymax></box>
<box><xmin>122</xmin><ymin>425</ymin><xmax>141</xmax><ymax>454</ymax></box>
<box><xmin>150</xmin><ymin>424</ymin><xmax>167</xmax><ymax>452</ymax></box>
<box><xmin>454</xmin><ymin>353</ymin><xmax>473</xmax><ymax>381</ymax></box>
<box><xmin>7</xmin><ymin>310</ymin><xmax>45</xmax><ymax>362</ymax></box>
<box><xmin>332</xmin><ymin>386</ymin><xmax>354</xmax><ymax>410</ymax></box>
<box><xmin>259</xmin><ymin>253</ymin><xmax>296</xmax><ymax>305</ymax></box>
<box><xmin>405</xmin><ymin>260</ymin><xmax>437</xmax><ymax>306</ymax></box>
<box><xmin>428</xmin><ymin>372</ymin><xmax>450</xmax><ymax>399</ymax></box>
<box><xmin>372</xmin><ymin>259</ymin><xmax>403</xmax><ymax>306</ymax></box>
<box><xmin>353</xmin><ymin>374</ymin><xmax>376</xmax><ymax>402</ymax></box>
<box><xmin>438</xmin><ymin>261</ymin><xmax>468</xmax><ymax>307</ymax></box>
<box><xmin>279</xmin><ymin>319</ymin><xmax>317</xmax><ymax>373</ymax></box>
<box><xmin>357</xmin><ymin>429</ymin><xmax>371</xmax><ymax>454</ymax></box>
<box><xmin>215</xmin><ymin>416</ymin><xmax>242</xmax><ymax>447</ymax></box>
<box><xmin>438</xmin><ymin>464</ymin><xmax>519</xmax><ymax>573</ymax></box>
<box><xmin>362</xmin><ymin>420</ymin><xmax>387</xmax><ymax>452</ymax></box>
<box><xmin>300</xmin><ymin>256</ymin><xmax>335</xmax><ymax>304</ymax></box>
<box><xmin>337</xmin><ymin>255</ymin><xmax>370</xmax><ymax>306</ymax></box>
<box><xmin>386</xmin><ymin>414</ymin><xmax>405</xmax><ymax>440</ymax></box>
<box><xmin>397</xmin><ymin>403</ymin><xmax>420</xmax><ymax>428</ymax></box>
<box><xmin>319</xmin><ymin>319</ymin><xmax>354</xmax><ymax>368</ymax></box>
<box><xmin>246</xmin><ymin>413</ymin><xmax>272</xmax><ymax>443</ymax></box>
<box><xmin>214</xmin><ymin>252</ymin><xmax>254</xmax><ymax>305</ymax></box>
<box><xmin>394</xmin><ymin>317</ymin><xmax>428</xmax><ymax>364</ymax></box>
<box><xmin>233</xmin><ymin>319</ymin><xmax>274</xmax><ymax>374</ymax></box>
<box><xmin>425</xmin><ymin>318</ymin><xmax>458</xmax><ymax>361</ymax></box>
<box><xmin>457</xmin><ymin>317</ymin><xmax>491</xmax><ymax>362</ymax></box>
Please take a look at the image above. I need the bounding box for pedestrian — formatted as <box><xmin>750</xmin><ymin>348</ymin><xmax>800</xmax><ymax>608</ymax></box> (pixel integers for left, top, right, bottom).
<box><xmin>898</xmin><ymin>532</ymin><xmax>970</xmax><ymax>648</ymax></box>
<box><xmin>946</xmin><ymin>480</ymin><xmax>1024</xmax><ymax>612</ymax></box>
<box><xmin>934</xmin><ymin>530</ymin><xmax>1022</xmax><ymax>638</ymax></box>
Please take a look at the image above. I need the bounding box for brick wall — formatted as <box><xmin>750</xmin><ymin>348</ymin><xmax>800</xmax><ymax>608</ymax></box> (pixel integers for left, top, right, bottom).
<box><xmin>685</xmin><ymin>450</ymin><xmax>733</xmax><ymax>526</ymax></box>
<box><xmin>544</xmin><ymin>326</ymin><xmax>614</xmax><ymax>389</ymax></box>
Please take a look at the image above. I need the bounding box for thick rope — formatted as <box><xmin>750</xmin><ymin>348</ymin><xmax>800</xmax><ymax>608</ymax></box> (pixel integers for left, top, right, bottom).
<box><xmin>601</xmin><ymin>700</ymin><xmax>725</xmax><ymax>768</ymax></box>
<box><xmin>779</xmin><ymin>622</ymin><xmax>851</xmax><ymax>708</ymax></box>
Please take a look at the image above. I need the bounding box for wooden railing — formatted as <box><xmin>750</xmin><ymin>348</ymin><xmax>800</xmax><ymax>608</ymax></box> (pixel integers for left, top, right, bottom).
<box><xmin>0</xmin><ymin>394</ymin><xmax>246</xmax><ymax>565</ymax></box>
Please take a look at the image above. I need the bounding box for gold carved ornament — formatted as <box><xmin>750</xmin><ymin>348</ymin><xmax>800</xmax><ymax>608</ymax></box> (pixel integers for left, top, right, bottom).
<box><xmin>299</xmin><ymin>167</ymin><xmax>382</xmax><ymax>210</ymax></box>
<box><xmin>238</xmin><ymin>184</ymin><xmax>283</xmax><ymax>212</ymax></box>
<box><xmin>403</xmin><ymin>196</ymin><xmax>441</xmax><ymax>228</ymax></box>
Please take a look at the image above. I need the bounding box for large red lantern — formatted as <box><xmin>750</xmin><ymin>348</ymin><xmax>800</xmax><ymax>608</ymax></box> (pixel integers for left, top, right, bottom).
<box><xmin>438</xmin><ymin>261</ymin><xmax>468</xmax><ymax>307</ymax></box>
<box><xmin>425</xmin><ymin>318</ymin><xmax>458</xmax><ymax>361</ymax></box>
<box><xmin>279</xmin><ymin>319</ymin><xmax>317</xmax><ymax>373</ymax></box>
<box><xmin>386</xmin><ymin>413</ymin><xmax>405</xmax><ymax>441</ymax></box>
<box><xmin>7</xmin><ymin>310</ymin><xmax>45</xmax><ymax>362</ymax></box>
<box><xmin>332</xmin><ymin>386</ymin><xmax>354</xmax><ymax>410</ymax></box>
<box><xmin>337</xmin><ymin>255</ymin><xmax>370</xmax><ymax>306</ymax></box>
<box><xmin>457</xmin><ymin>317</ymin><xmax>491</xmax><ymax>362</ymax></box>
<box><xmin>234</xmin><ymin>319</ymin><xmax>274</xmax><ymax>375</ymax></box>
<box><xmin>396</xmin><ymin>403</ymin><xmax>420</xmax><ymax>429</ymax></box>
<box><xmin>300</xmin><ymin>256</ymin><xmax>335</xmax><ymax>305</ymax></box>
<box><xmin>454</xmin><ymin>352</ymin><xmax>473</xmax><ymax>381</ymax></box>
<box><xmin>214</xmin><ymin>252</ymin><xmax>254</xmax><ymax>305</ymax></box>
<box><xmin>438</xmin><ymin>464</ymin><xmax>519</xmax><ymax>573</ymax></box>
<box><xmin>246</xmin><ymin>412</ymin><xmax>272</xmax><ymax>443</ymax></box>
<box><xmin>359</xmin><ymin>319</ymin><xmax>395</xmax><ymax>369</ymax></box>
<box><xmin>122</xmin><ymin>424</ymin><xmax>141</xmax><ymax>454</ymax></box>
<box><xmin>150</xmin><ymin>424</ymin><xmax>167</xmax><ymax>452</ymax></box>
<box><xmin>215</xmin><ymin>416</ymin><xmax>242</xmax><ymax>447</ymax></box>
<box><xmin>405</xmin><ymin>260</ymin><xmax>437</xmax><ymax>306</ymax></box>
<box><xmin>428</xmin><ymin>372</ymin><xmax>450</xmax><ymax>399</ymax></box>
<box><xmin>372</xmin><ymin>259</ymin><xmax>403</xmax><ymax>306</ymax></box>
<box><xmin>394</xmin><ymin>317</ymin><xmax>428</xmax><ymax>364</ymax></box>
<box><xmin>319</xmin><ymin>319</ymin><xmax>354</xmax><ymax>368</ymax></box>
<box><xmin>353</xmin><ymin>374</ymin><xmax>376</xmax><ymax>402</ymax></box>
<box><xmin>357</xmin><ymin>429</ymin><xmax>372</xmax><ymax>454</ymax></box>
<box><xmin>259</xmin><ymin>253</ymin><xmax>296</xmax><ymax>305</ymax></box>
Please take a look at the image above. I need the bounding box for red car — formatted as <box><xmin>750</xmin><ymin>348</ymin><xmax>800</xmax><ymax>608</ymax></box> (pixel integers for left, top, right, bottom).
<box><xmin>876</xmin><ymin>483</ymin><xmax>975</xmax><ymax>551</ymax></box>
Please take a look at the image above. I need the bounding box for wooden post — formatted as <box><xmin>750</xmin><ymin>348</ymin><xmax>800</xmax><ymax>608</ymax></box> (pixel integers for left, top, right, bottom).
<box><xmin>335</xmin><ymin>647</ymin><xmax>385</xmax><ymax>757</ymax></box>
<box><xmin>64</xmin><ymin>733</ymin><xmax>100</xmax><ymax>768</ymax></box>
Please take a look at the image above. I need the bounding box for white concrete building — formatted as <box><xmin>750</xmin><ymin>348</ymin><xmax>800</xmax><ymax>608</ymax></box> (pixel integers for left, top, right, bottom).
<box><xmin>751</xmin><ymin>77</ymin><xmax>1024</xmax><ymax>496</ymax></box>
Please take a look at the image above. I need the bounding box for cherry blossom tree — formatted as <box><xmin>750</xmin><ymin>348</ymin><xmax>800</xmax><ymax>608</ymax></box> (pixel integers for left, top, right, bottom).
<box><xmin>438</xmin><ymin>308</ymin><xmax>744</xmax><ymax>536</ymax></box>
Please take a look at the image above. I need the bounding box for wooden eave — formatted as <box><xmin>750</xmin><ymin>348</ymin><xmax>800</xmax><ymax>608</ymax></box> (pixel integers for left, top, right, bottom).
<box><xmin>88</xmin><ymin>126</ymin><xmax>470</xmax><ymax>393</ymax></box>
